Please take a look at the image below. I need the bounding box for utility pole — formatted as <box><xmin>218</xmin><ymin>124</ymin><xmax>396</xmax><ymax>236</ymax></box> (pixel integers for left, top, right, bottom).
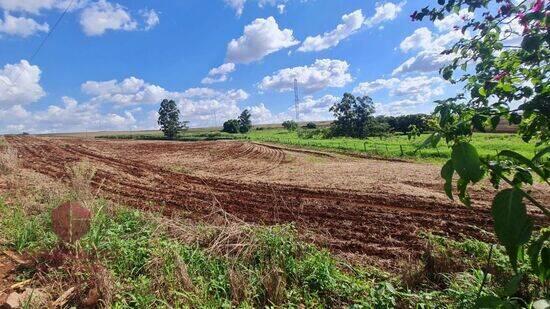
<box><xmin>294</xmin><ymin>78</ymin><xmax>300</xmax><ymax>123</ymax></box>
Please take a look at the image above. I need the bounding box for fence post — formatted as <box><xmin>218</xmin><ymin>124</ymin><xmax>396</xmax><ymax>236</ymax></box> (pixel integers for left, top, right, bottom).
<box><xmin>400</xmin><ymin>145</ymin><xmax>404</xmax><ymax>156</ymax></box>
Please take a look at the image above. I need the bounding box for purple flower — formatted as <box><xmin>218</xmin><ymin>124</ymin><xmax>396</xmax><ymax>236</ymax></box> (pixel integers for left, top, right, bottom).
<box><xmin>532</xmin><ymin>0</ymin><xmax>544</xmax><ymax>12</ymax></box>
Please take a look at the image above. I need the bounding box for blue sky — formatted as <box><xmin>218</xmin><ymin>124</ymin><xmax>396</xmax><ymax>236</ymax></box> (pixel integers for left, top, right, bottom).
<box><xmin>0</xmin><ymin>0</ymin><xmax>475</xmax><ymax>133</ymax></box>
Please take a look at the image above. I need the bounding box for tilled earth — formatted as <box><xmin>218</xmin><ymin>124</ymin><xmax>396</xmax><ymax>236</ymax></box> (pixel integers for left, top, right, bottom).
<box><xmin>6</xmin><ymin>136</ymin><xmax>549</xmax><ymax>268</ymax></box>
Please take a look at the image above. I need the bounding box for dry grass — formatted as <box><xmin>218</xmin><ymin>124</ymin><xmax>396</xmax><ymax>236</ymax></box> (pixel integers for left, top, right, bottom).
<box><xmin>66</xmin><ymin>160</ymin><xmax>97</xmax><ymax>204</ymax></box>
<box><xmin>0</xmin><ymin>144</ymin><xmax>18</xmax><ymax>175</ymax></box>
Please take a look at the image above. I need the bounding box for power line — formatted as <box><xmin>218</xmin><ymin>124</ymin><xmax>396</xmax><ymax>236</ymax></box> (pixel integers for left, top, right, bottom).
<box><xmin>0</xmin><ymin>0</ymin><xmax>76</xmax><ymax>88</ymax></box>
<box><xmin>294</xmin><ymin>78</ymin><xmax>300</xmax><ymax>122</ymax></box>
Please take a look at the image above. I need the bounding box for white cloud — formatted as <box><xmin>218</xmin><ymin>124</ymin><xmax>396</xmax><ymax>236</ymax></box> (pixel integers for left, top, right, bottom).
<box><xmin>201</xmin><ymin>62</ymin><xmax>236</xmax><ymax>84</ymax></box>
<box><xmin>0</xmin><ymin>12</ymin><xmax>49</xmax><ymax>37</ymax></box>
<box><xmin>298</xmin><ymin>10</ymin><xmax>364</xmax><ymax>52</ymax></box>
<box><xmin>248</xmin><ymin>94</ymin><xmax>338</xmax><ymax>124</ymax></box>
<box><xmin>80</xmin><ymin>0</ymin><xmax>152</xmax><ymax>36</ymax></box>
<box><xmin>0</xmin><ymin>60</ymin><xmax>45</xmax><ymax>107</ymax></box>
<box><xmin>259</xmin><ymin>59</ymin><xmax>352</xmax><ymax>94</ymax></box>
<box><xmin>0</xmin><ymin>0</ymin><xmax>88</xmax><ymax>14</ymax></box>
<box><xmin>81</xmin><ymin>76</ymin><xmax>168</xmax><ymax>106</ymax></box>
<box><xmin>224</xmin><ymin>0</ymin><xmax>246</xmax><ymax>16</ymax></box>
<box><xmin>364</xmin><ymin>1</ymin><xmax>405</xmax><ymax>28</ymax></box>
<box><xmin>81</xmin><ymin>76</ymin><xmax>250</xmax><ymax>127</ymax></box>
<box><xmin>394</xmin><ymin>24</ymin><xmax>467</xmax><ymax>75</ymax></box>
<box><xmin>354</xmin><ymin>75</ymin><xmax>446</xmax><ymax>107</ymax></box>
<box><xmin>277</xmin><ymin>4</ymin><xmax>285</xmax><ymax>14</ymax></box>
<box><xmin>434</xmin><ymin>9</ymin><xmax>473</xmax><ymax>32</ymax></box>
<box><xmin>142</xmin><ymin>9</ymin><xmax>159</xmax><ymax>30</ymax></box>
<box><xmin>399</xmin><ymin>27</ymin><xmax>432</xmax><ymax>52</ymax></box>
<box><xmin>226</xmin><ymin>16</ymin><xmax>299</xmax><ymax>64</ymax></box>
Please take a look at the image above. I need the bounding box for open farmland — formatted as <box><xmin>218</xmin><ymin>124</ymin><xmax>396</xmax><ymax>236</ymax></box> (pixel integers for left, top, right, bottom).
<box><xmin>6</xmin><ymin>136</ymin><xmax>549</xmax><ymax>269</ymax></box>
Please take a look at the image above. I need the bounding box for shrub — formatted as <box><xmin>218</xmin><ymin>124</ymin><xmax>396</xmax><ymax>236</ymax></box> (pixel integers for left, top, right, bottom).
<box><xmin>282</xmin><ymin>120</ymin><xmax>298</xmax><ymax>131</ymax></box>
<box><xmin>305</xmin><ymin>122</ymin><xmax>317</xmax><ymax>129</ymax></box>
<box><xmin>222</xmin><ymin>119</ymin><xmax>241</xmax><ymax>134</ymax></box>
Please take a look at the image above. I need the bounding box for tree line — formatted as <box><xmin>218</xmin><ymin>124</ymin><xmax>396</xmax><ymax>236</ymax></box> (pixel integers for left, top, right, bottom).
<box><xmin>156</xmin><ymin>94</ymin><xmax>429</xmax><ymax>140</ymax></box>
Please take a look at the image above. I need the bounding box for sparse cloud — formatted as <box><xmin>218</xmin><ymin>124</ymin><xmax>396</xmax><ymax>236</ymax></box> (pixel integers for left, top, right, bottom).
<box><xmin>298</xmin><ymin>10</ymin><xmax>364</xmax><ymax>52</ymax></box>
<box><xmin>364</xmin><ymin>1</ymin><xmax>405</xmax><ymax>28</ymax></box>
<box><xmin>259</xmin><ymin>59</ymin><xmax>352</xmax><ymax>94</ymax></box>
<box><xmin>226</xmin><ymin>16</ymin><xmax>299</xmax><ymax>64</ymax></box>
<box><xmin>201</xmin><ymin>63</ymin><xmax>236</xmax><ymax>84</ymax></box>
<box><xmin>0</xmin><ymin>12</ymin><xmax>49</xmax><ymax>37</ymax></box>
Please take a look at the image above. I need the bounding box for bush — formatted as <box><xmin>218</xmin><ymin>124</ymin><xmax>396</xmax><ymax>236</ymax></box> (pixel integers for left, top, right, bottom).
<box><xmin>282</xmin><ymin>120</ymin><xmax>298</xmax><ymax>131</ymax></box>
<box><xmin>222</xmin><ymin>119</ymin><xmax>241</xmax><ymax>134</ymax></box>
<box><xmin>304</xmin><ymin>122</ymin><xmax>317</xmax><ymax>129</ymax></box>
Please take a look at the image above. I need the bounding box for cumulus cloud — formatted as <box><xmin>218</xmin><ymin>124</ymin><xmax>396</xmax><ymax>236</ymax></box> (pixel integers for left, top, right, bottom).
<box><xmin>259</xmin><ymin>59</ymin><xmax>352</xmax><ymax>94</ymax></box>
<box><xmin>226</xmin><ymin>16</ymin><xmax>299</xmax><ymax>64</ymax></box>
<box><xmin>223</xmin><ymin>0</ymin><xmax>246</xmax><ymax>16</ymax></box>
<box><xmin>81</xmin><ymin>76</ymin><xmax>250</xmax><ymax>127</ymax></box>
<box><xmin>201</xmin><ymin>63</ymin><xmax>236</xmax><ymax>84</ymax></box>
<box><xmin>0</xmin><ymin>60</ymin><xmax>45</xmax><ymax>107</ymax></box>
<box><xmin>79</xmin><ymin>0</ymin><xmax>159</xmax><ymax>36</ymax></box>
<box><xmin>364</xmin><ymin>1</ymin><xmax>405</xmax><ymax>28</ymax></box>
<box><xmin>0</xmin><ymin>12</ymin><xmax>49</xmax><ymax>37</ymax></box>
<box><xmin>0</xmin><ymin>96</ymin><xmax>139</xmax><ymax>134</ymax></box>
<box><xmin>81</xmin><ymin>76</ymin><xmax>169</xmax><ymax>106</ymax></box>
<box><xmin>79</xmin><ymin>0</ymin><xmax>137</xmax><ymax>36</ymax></box>
<box><xmin>0</xmin><ymin>0</ymin><xmax>88</xmax><ymax>14</ymax></box>
<box><xmin>248</xmin><ymin>94</ymin><xmax>338</xmax><ymax>124</ymax></box>
<box><xmin>298</xmin><ymin>10</ymin><xmax>365</xmax><ymax>52</ymax></box>
<box><xmin>354</xmin><ymin>75</ymin><xmax>446</xmax><ymax>109</ymax></box>
<box><xmin>394</xmin><ymin>20</ymin><xmax>468</xmax><ymax>75</ymax></box>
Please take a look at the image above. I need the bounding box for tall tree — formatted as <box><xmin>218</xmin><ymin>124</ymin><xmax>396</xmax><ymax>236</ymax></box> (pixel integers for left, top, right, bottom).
<box><xmin>330</xmin><ymin>93</ymin><xmax>376</xmax><ymax>138</ymax></box>
<box><xmin>157</xmin><ymin>99</ymin><xmax>187</xmax><ymax>140</ymax></box>
<box><xmin>238</xmin><ymin>109</ymin><xmax>252</xmax><ymax>133</ymax></box>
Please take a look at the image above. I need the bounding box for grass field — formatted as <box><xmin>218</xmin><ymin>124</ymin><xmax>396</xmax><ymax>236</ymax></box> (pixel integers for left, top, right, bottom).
<box><xmin>98</xmin><ymin>128</ymin><xmax>537</xmax><ymax>163</ymax></box>
<box><xmin>245</xmin><ymin>129</ymin><xmax>537</xmax><ymax>162</ymax></box>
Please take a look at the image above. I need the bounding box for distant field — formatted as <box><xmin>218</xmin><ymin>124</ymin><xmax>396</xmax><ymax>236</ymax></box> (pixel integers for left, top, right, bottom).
<box><xmin>93</xmin><ymin>127</ymin><xmax>535</xmax><ymax>163</ymax></box>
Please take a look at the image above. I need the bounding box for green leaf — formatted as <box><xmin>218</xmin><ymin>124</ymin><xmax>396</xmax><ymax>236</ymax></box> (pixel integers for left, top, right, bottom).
<box><xmin>492</xmin><ymin>188</ymin><xmax>534</xmax><ymax>270</ymax></box>
<box><xmin>498</xmin><ymin>150</ymin><xmax>547</xmax><ymax>180</ymax></box>
<box><xmin>500</xmin><ymin>273</ymin><xmax>523</xmax><ymax>297</ymax></box>
<box><xmin>479</xmin><ymin>87</ymin><xmax>487</xmax><ymax>97</ymax></box>
<box><xmin>457</xmin><ymin>178</ymin><xmax>471</xmax><ymax>207</ymax></box>
<box><xmin>533</xmin><ymin>146</ymin><xmax>550</xmax><ymax>163</ymax></box>
<box><xmin>475</xmin><ymin>296</ymin><xmax>506</xmax><ymax>308</ymax></box>
<box><xmin>441</xmin><ymin>160</ymin><xmax>454</xmax><ymax>200</ymax></box>
<box><xmin>452</xmin><ymin>142</ymin><xmax>485</xmax><ymax>183</ymax></box>
<box><xmin>528</xmin><ymin>231</ymin><xmax>550</xmax><ymax>281</ymax></box>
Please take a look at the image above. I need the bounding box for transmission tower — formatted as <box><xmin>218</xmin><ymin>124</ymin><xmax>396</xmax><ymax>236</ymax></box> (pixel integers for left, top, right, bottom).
<box><xmin>294</xmin><ymin>78</ymin><xmax>300</xmax><ymax>122</ymax></box>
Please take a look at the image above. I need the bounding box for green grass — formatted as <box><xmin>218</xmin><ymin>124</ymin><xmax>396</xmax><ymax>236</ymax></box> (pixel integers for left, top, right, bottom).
<box><xmin>245</xmin><ymin>129</ymin><xmax>538</xmax><ymax>163</ymax></box>
<box><xmin>4</xmin><ymin>195</ymin><xmax>546</xmax><ymax>308</ymax></box>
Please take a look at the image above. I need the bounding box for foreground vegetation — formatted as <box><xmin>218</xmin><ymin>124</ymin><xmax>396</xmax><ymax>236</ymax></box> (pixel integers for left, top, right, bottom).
<box><xmin>1</xmin><ymin>191</ymin><xmax>541</xmax><ymax>308</ymax></box>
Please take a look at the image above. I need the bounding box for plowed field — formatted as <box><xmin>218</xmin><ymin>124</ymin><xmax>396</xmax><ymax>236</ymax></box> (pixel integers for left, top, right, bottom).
<box><xmin>6</xmin><ymin>136</ymin><xmax>549</xmax><ymax>268</ymax></box>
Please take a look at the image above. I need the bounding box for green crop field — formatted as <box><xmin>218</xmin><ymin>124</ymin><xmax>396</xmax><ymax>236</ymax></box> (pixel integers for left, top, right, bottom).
<box><xmin>244</xmin><ymin>129</ymin><xmax>538</xmax><ymax>162</ymax></box>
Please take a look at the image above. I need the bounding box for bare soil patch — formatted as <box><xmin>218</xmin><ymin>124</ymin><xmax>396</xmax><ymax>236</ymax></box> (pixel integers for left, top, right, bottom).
<box><xmin>6</xmin><ymin>136</ymin><xmax>549</xmax><ymax>269</ymax></box>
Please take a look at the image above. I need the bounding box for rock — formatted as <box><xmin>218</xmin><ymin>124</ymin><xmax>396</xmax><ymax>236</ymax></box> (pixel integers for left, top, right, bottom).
<box><xmin>4</xmin><ymin>292</ymin><xmax>22</xmax><ymax>308</ymax></box>
<box><xmin>3</xmin><ymin>289</ymin><xmax>50</xmax><ymax>309</ymax></box>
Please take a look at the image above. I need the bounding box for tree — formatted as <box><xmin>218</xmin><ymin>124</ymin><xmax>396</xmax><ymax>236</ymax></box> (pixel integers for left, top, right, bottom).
<box><xmin>330</xmin><ymin>93</ymin><xmax>376</xmax><ymax>138</ymax></box>
<box><xmin>412</xmin><ymin>0</ymin><xmax>548</xmax><ymax>305</ymax></box>
<box><xmin>222</xmin><ymin>119</ymin><xmax>241</xmax><ymax>134</ymax></box>
<box><xmin>305</xmin><ymin>122</ymin><xmax>317</xmax><ymax>129</ymax></box>
<box><xmin>282</xmin><ymin>120</ymin><xmax>298</xmax><ymax>131</ymax></box>
<box><xmin>238</xmin><ymin>109</ymin><xmax>252</xmax><ymax>133</ymax></box>
<box><xmin>158</xmin><ymin>99</ymin><xmax>187</xmax><ymax>140</ymax></box>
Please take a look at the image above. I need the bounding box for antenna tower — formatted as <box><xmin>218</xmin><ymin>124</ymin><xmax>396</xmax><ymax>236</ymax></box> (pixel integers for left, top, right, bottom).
<box><xmin>294</xmin><ymin>78</ymin><xmax>300</xmax><ymax>122</ymax></box>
